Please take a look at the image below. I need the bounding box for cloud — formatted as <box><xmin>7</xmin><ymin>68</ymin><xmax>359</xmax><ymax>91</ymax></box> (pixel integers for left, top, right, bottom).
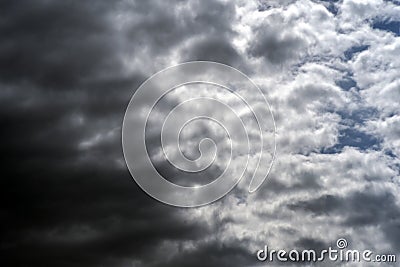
<box><xmin>1</xmin><ymin>0</ymin><xmax>400</xmax><ymax>266</ymax></box>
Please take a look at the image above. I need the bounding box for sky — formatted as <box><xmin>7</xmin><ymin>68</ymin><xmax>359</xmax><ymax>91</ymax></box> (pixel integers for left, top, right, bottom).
<box><xmin>1</xmin><ymin>0</ymin><xmax>400</xmax><ymax>266</ymax></box>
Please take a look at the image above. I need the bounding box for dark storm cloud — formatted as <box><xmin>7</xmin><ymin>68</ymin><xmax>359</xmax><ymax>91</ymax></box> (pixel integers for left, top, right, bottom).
<box><xmin>0</xmin><ymin>0</ymin><xmax>242</xmax><ymax>266</ymax></box>
<box><xmin>3</xmin><ymin>168</ymin><xmax>212</xmax><ymax>266</ymax></box>
<box><xmin>152</xmin><ymin>238</ymin><xmax>255</xmax><ymax>267</ymax></box>
<box><xmin>0</xmin><ymin>1</ymin><xmax>124</xmax><ymax>89</ymax></box>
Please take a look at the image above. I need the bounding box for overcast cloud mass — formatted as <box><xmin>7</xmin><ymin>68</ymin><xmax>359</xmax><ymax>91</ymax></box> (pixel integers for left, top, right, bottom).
<box><xmin>1</xmin><ymin>0</ymin><xmax>400</xmax><ymax>266</ymax></box>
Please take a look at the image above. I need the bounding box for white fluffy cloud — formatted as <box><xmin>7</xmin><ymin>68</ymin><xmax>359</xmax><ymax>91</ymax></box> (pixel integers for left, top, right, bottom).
<box><xmin>155</xmin><ymin>0</ymin><xmax>400</xmax><ymax>265</ymax></box>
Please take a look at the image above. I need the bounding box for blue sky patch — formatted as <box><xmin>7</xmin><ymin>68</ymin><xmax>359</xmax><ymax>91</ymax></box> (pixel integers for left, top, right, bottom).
<box><xmin>344</xmin><ymin>45</ymin><xmax>369</xmax><ymax>60</ymax></box>
<box><xmin>337</xmin><ymin>108</ymin><xmax>378</xmax><ymax>126</ymax></box>
<box><xmin>336</xmin><ymin>127</ymin><xmax>381</xmax><ymax>150</ymax></box>
<box><xmin>336</xmin><ymin>76</ymin><xmax>357</xmax><ymax>91</ymax></box>
<box><xmin>384</xmin><ymin>0</ymin><xmax>400</xmax><ymax>6</ymax></box>
<box><xmin>323</xmin><ymin>127</ymin><xmax>381</xmax><ymax>153</ymax></box>
<box><xmin>318</xmin><ymin>0</ymin><xmax>339</xmax><ymax>15</ymax></box>
<box><xmin>322</xmin><ymin>107</ymin><xmax>380</xmax><ymax>154</ymax></box>
<box><xmin>372</xmin><ymin>19</ymin><xmax>400</xmax><ymax>36</ymax></box>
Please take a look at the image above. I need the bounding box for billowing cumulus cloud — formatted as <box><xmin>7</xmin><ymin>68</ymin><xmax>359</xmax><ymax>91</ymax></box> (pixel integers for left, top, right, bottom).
<box><xmin>1</xmin><ymin>0</ymin><xmax>399</xmax><ymax>266</ymax></box>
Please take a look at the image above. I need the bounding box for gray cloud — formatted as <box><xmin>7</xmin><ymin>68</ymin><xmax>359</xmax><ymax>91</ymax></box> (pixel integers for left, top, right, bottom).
<box><xmin>248</xmin><ymin>21</ymin><xmax>306</xmax><ymax>65</ymax></box>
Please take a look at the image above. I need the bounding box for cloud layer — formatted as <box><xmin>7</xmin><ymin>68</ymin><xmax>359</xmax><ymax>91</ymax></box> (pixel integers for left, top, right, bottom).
<box><xmin>1</xmin><ymin>0</ymin><xmax>399</xmax><ymax>266</ymax></box>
